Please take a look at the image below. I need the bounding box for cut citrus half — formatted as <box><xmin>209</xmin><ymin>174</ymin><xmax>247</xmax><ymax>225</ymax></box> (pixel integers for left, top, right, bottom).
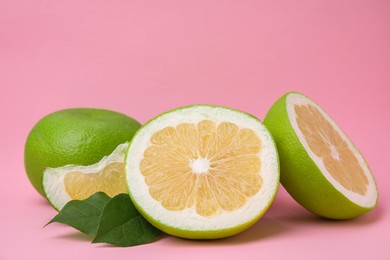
<box><xmin>264</xmin><ymin>92</ymin><xmax>378</xmax><ymax>219</ymax></box>
<box><xmin>125</xmin><ymin>105</ymin><xmax>279</xmax><ymax>239</ymax></box>
<box><xmin>43</xmin><ymin>143</ymin><xmax>128</xmax><ymax>211</ymax></box>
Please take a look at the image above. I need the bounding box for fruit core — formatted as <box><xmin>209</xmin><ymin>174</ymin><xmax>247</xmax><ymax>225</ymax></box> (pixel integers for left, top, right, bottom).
<box><xmin>140</xmin><ymin>120</ymin><xmax>263</xmax><ymax>217</ymax></box>
<box><xmin>294</xmin><ymin>104</ymin><xmax>369</xmax><ymax>195</ymax></box>
<box><xmin>191</xmin><ymin>158</ymin><xmax>211</xmax><ymax>174</ymax></box>
<box><xmin>64</xmin><ymin>162</ymin><xmax>127</xmax><ymax>200</ymax></box>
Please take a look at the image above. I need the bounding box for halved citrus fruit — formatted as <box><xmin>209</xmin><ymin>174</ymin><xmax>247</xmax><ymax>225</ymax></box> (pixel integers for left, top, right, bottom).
<box><xmin>125</xmin><ymin>105</ymin><xmax>279</xmax><ymax>239</ymax></box>
<box><xmin>264</xmin><ymin>92</ymin><xmax>378</xmax><ymax>219</ymax></box>
<box><xmin>43</xmin><ymin>143</ymin><xmax>129</xmax><ymax>210</ymax></box>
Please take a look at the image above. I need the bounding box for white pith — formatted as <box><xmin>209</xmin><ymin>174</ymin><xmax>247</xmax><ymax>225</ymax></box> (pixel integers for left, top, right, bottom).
<box><xmin>190</xmin><ymin>158</ymin><xmax>210</xmax><ymax>174</ymax></box>
<box><xmin>286</xmin><ymin>93</ymin><xmax>377</xmax><ymax>208</ymax></box>
<box><xmin>329</xmin><ymin>145</ymin><xmax>340</xmax><ymax>160</ymax></box>
<box><xmin>125</xmin><ymin>106</ymin><xmax>279</xmax><ymax>232</ymax></box>
<box><xmin>42</xmin><ymin>143</ymin><xmax>129</xmax><ymax>210</ymax></box>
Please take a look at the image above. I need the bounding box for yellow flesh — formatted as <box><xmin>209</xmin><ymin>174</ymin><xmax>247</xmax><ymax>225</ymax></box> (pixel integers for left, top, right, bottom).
<box><xmin>140</xmin><ymin>120</ymin><xmax>263</xmax><ymax>217</ymax></box>
<box><xmin>64</xmin><ymin>162</ymin><xmax>127</xmax><ymax>200</ymax></box>
<box><xmin>295</xmin><ymin>104</ymin><xmax>368</xmax><ymax>195</ymax></box>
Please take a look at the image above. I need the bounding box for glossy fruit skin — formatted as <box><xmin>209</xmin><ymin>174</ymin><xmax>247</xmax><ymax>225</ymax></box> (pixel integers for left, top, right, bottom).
<box><xmin>263</xmin><ymin>92</ymin><xmax>377</xmax><ymax>219</ymax></box>
<box><xmin>24</xmin><ymin>108</ymin><xmax>141</xmax><ymax>196</ymax></box>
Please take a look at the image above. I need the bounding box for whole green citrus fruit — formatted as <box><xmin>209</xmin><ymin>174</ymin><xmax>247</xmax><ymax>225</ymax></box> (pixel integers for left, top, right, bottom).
<box><xmin>24</xmin><ymin>108</ymin><xmax>141</xmax><ymax>196</ymax></box>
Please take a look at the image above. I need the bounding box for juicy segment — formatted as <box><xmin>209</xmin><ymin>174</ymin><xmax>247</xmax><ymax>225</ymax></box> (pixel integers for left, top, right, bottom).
<box><xmin>295</xmin><ymin>104</ymin><xmax>369</xmax><ymax>195</ymax></box>
<box><xmin>64</xmin><ymin>162</ymin><xmax>127</xmax><ymax>200</ymax></box>
<box><xmin>140</xmin><ymin>120</ymin><xmax>263</xmax><ymax>217</ymax></box>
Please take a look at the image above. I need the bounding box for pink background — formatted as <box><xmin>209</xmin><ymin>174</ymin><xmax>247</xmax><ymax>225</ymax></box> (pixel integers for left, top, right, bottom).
<box><xmin>1</xmin><ymin>0</ymin><xmax>389</xmax><ymax>259</ymax></box>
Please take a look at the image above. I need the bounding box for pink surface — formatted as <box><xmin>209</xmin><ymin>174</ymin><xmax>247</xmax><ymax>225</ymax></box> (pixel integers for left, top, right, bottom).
<box><xmin>1</xmin><ymin>0</ymin><xmax>389</xmax><ymax>259</ymax></box>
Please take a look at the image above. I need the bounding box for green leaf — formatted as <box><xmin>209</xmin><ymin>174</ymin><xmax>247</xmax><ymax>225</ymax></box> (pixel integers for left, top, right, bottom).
<box><xmin>45</xmin><ymin>192</ymin><xmax>111</xmax><ymax>236</ymax></box>
<box><xmin>92</xmin><ymin>193</ymin><xmax>162</xmax><ymax>247</ymax></box>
